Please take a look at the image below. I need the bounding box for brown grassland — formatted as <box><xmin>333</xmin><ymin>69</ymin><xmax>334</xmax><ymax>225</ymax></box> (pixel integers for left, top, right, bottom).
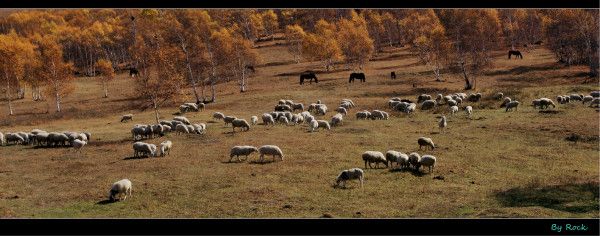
<box><xmin>0</xmin><ymin>42</ymin><xmax>598</xmax><ymax>218</ymax></box>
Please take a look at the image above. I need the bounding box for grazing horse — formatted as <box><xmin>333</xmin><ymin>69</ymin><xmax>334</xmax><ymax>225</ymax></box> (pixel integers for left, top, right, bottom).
<box><xmin>390</xmin><ymin>71</ymin><xmax>396</xmax><ymax>79</ymax></box>
<box><xmin>349</xmin><ymin>72</ymin><xmax>366</xmax><ymax>83</ymax></box>
<box><xmin>299</xmin><ymin>71</ymin><xmax>318</xmax><ymax>85</ymax></box>
<box><xmin>508</xmin><ymin>50</ymin><xmax>523</xmax><ymax>59</ymax></box>
<box><xmin>129</xmin><ymin>68</ymin><xmax>139</xmax><ymax>77</ymax></box>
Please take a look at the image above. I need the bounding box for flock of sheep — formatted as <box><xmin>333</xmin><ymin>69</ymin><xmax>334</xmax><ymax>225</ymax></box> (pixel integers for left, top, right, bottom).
<box><xmin>1</xmin><ymin>85</ymin><xmax>598</xmax><ymax>202</ymax></box>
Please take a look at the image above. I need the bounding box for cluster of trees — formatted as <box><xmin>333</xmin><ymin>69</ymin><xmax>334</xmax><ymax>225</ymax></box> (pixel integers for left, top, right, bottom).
<box><xmin>0</xmin><ymin>9</ymin><xmax>597</xmax><ymax>119</ymax></box>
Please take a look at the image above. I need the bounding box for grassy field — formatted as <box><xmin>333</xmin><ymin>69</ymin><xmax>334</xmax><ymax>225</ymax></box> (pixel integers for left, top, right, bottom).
<box><xmin>0</xmin><ymin>43</ymin><xmax>598</xmax><ymax>218</ymax></box>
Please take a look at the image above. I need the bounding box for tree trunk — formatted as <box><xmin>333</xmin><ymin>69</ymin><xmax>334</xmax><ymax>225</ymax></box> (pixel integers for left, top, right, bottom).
<box><xmin>210</xmin><ymin>79</ymin><xmax>216</xmax><ymax>102</ymax></box>
<box><xmin>461</xmin><ymin>63</ymin><xmax>472</xmax><ymax>90</ymax></box>
<box><xmin>152</xmin><ymin>98</ymin><xmax>160</xmax><ymax>124</ymax></box>
<box><xmin>103</xmin><ymin>80</ymin><xmax>108</xmax><ymax>98</ymax></box>
<box><xmin>6</xmin><ymin>77</ymin><xmax>13</xmax><ymax>115</ymax></box>
<box><xmin>181</xmin><ymin>41</ymin><xmax>201</xmax><ymax>103</ymax></box>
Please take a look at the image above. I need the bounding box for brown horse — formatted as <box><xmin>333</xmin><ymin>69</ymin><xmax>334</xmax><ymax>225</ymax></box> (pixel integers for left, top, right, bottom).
<box><xmin>508</xmin><ymin>50</ymin><xmax>523</xmax><ymax>59</ymax></box>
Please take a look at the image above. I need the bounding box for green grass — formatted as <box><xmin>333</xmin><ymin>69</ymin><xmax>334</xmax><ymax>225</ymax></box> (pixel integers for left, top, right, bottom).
<box><xmin>0</xmin><ymin>45</ymin><xmax>598</xmax><ymax>218</ymax></box>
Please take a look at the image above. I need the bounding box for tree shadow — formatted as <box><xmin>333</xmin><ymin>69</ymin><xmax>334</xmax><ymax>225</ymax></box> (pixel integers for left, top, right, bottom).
<box><xmin>494</xmin><ymin>181</ymin><xmax>599</xmax><ymax>213</ymax></box>
<box><xmin>248</xmin><ymin>160</ymin><xmax>279</xmax><ymax>165</ymax></box>
<box><xmin>123</xmin><ymin>156</ymin><xmax>152</xmax><ymax>160</ymax></box>
<box><xmin>484</xmin><ymin>64</ymin><xmax>559</xmax><ymax>76</ymax></box>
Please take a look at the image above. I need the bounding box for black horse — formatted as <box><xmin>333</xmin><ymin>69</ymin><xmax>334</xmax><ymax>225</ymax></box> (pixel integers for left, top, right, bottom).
<box><xmin>508</xmin><ymin>50</ymin><xmax>523</xmax><ymax>59</ymax></box>
<box><xmin>349</xmin><ymin>72</ymin><xmax>366</xmax><ymax>83</ymax></box>
<box><xmin>245</xmin><ymin>65</ymin><xmax>255</xmax><ymax>73</ymax></box>
<box><xmin>390</xmin><ymin>71</ymin><xmax>396</xmax><ymax>79</ymax></box>
<box><xmin>129</xmin><ymin>68</ymin><xmax>139</xmax><ymax>77</ymax></box>
<box><xmin>299</xmin><ymin>71</ymin><xmax>318</xmax><ymax>85</ymax></box>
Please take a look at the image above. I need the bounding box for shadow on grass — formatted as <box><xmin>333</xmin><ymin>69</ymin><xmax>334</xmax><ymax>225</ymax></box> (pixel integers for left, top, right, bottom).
<box><xmin>248</xmin><ymin>160</ymin><xmax>280</xmax><ymax>165</ymax></box>
<box><xmin>494</xmin><ymin>181</ymin><xmax>599</xmax><ymax>213</ymax></box>
<box><xmin>123</xmin><ymin>156</ymin><xmax>152</xmax><ymax>160</ymax></box>
<box><xmin>484</xmin><ymin>64</ymin><xmax>560</xmax><ymax>76</ymax></box>
<box><xmin>96</xmin><ymin>199</ymin><xmax>115</xmax><ymax>205</ymax></box>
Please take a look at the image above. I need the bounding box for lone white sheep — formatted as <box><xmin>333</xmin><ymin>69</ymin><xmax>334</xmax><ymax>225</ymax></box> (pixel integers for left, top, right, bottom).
<box><xmin>335</xmin><ymin>168</ymin><xmax>364</xmax><ymax>188</ymax></box>
<box><xmin>439</xmin><ymin>116</ymin><xmax>447</xmax><ymax>133</ymax></box>
<box><xmin>109</xmin><ymin>179</ymin><xmax>132</xmax><ymax>202</ymax></box>
<box><xmin>465</xmin><ymin>106</ymin><xmax>473</xmax><ymax>117</ymax></box>
<box><xmin>450</xmin><ymin>106</ymin><xmax>459</xmax><ymax>116</ymax></box>
<box><xmin>418</xmin><ymin>137</ymin><xmax>435</xmax><ymax>150</ymax></box>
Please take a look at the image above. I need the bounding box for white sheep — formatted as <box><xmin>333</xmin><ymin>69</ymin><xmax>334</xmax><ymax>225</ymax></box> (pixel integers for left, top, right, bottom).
<box><xmin>589</xmin><ymin>98</ymin><xmax>600</xmax><ymax>108</ymax></box>
<box><xmin>231</xmin><ymin>119</ymin><xmax>251</xmax><ymax>132</ymax></box>
<box><xmin>331</xmin><ymin>113</ymin><xmax>343</xmax><ymax>127</ymax></box>
<box><xmin>173</xmin><ymin>116</ymin><xmax>191</xmax><ymax>125</ymax></box>
<box><xmin>72</xmin><ymin>139</ymin><xmax>87</xmax><ymax>152</ymax></box>
<box><xmin>335</xmin><ymin>168</ymin><xmax>364</xmax><ymax>188</ymax></box>
<box><xmin>465</xmin><ymin>106</ymin><xmax>473</xmax><ymax>117</ymax></box>
<box><xmin>262</xmin><ymin>113</ymin><xmax>275</xmax><ymax>126</ymax></box>
<box><xmin>500</xmin><ymin>97</ymin><xmax>512</xmax><ymax>107</ymax></box>
<box><xmin>159</xmin><ymin>140</ymin><xmax>172</xmax><ymax>157</ymax></box>
<box><xmin>121</xmin><ymin>114</ymin><xmax>133</xmax><ymax>123</ymax></box>
<box><xmin>192</xmin><ymin>123</ymin><xmax>206</xmax><ymax>134</ymax></box>
<box><xmin>291</xmin><ymin>103</ymin><xmax>304</xmax><ymax>111</ymax></box>
<box><xmin>0</xmin><ymin>132</ymin><xmax>4</xmax><ymax>146</ymax></box>
<box><xmin>251</xmin><ymin>116</ymin><xmax>258</xmax><ymax>125</ymax></box>
<box><xmin>309</xmin><ymin>120</ymin><xmax>319</xmax><ymax>132</ymax></box>
<box><xmin>316</xmin><ymin>105</ymin><xmax>328</xmax><ymax>115</ymax></box>
<box><xmin>109</xmin><ymin>179</ymin><xmax>132</xmax><ymax>202</ymax></box>
<box><xmin>582</xmin><ymin>95</ymin><xmax>594</xmax><ymax>104</ymax></box>
<box><xmin>362</xmin><ymin>151</ymin><xmax>388</xmax><ymax>169</ymax></box>
<box><xmin>278</xmin><ymin>116</ymin><xmax>289</xmax><ymax>125</ymax></box>
<box><xmin>569</xmin><ymin>94</ymin><xmax>584</xmax><ymax>101</ymax></box>
<box><xmin>335</xmin><ymin>107</ymin><xmax>348</xmax><ymax>116</ymax></box>
<box><xmin>175</xmin><ymin>124</ymin><xmax>190</xmax><ymax>135</ymax></box>
<box><xmin>591</xmin><ymin>91</ymin><xmax>600</xmax><ymax>98</ymax></box>
<box><xmin>317</xmin><ymin>120</ymin><xmax>331</xmax><ymax>130</ymax></box>
<box><xmin>213</xmin><ymin>112</ymin><xmax>225</xmax><ymax>120</ymax></box>
<box><xmin>505</xmin><ymin>101</ymin><xmax>520</xmax><ymax>112</ymax></box>
<box><xmin>223</xmin><ymin>116</ymin><xmax>237</xmax><ymax>126</ymax></box>
<box><xmin>418</xmin><ymin>137</ymin><xmax>435</xmax><ymax>150</ymax></box>
<box><xmin>258</xmin><ymin>145</ymin><xmax>284</xmax><ymax>162</ymax></box>
<box><xmin>385</xmin><ymin>150</ymin><xmax>409</xmax><ymax>169</ymax></box>
<box><xmin>493</xmin><ymin>92</ymin><xmax>504</xmax><ymax>100</ymax></box>
<box><xmin>355</xmin><ymin>111</ymin><xmax>371</xmax><ymax>120</ymax></box>
<box><xmin>450</xmin><ymin>106</ymin><xmax>459</xmax><ymax>116</ymax></box>
<box><xmin>408</xmin><ymin>152</ymin><xmax>421</xmax><ymax>169</ymax></box>
<box><xmin>229</xmin><ymin>145</ymin><xmax>259</xmax><ymax>162</ymax></box>
<box><xmin>439</xmin><ymin>116</ymin><xmax>447</xmax><ymax>133</ymax></box>
<box><xmin>417</xmin><ymin>155</ymin><xmax>437</xmax><ymax>173</ymax></box>
<box><xmin>421</xmin><ymin>100</ymin><xmax>436</xmax><ymax>110</ymax></box>
<box><xmin>417</xmin><ymin>94</ymin><xmax>432</xmax><ymax>103</ymax></box>
<box><xmin>133</xmin><ymin>141</ymin><xmax>156</xmax><ymax>157</ymax></box>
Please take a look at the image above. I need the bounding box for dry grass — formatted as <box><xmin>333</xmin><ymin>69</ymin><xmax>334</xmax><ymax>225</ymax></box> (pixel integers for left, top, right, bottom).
<box><xmin>0</xmin><ymin>45</ymin><xmax>598</xmax><ymax>218</ymax></box>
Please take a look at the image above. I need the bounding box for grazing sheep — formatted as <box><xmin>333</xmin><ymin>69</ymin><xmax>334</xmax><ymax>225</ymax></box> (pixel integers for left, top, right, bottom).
<box><xmin>331</xmin><ymin>113</ymin><xmax>343</xmax><ymax>127</ymax></box>
<box><xmin>6</xmin><ymin>133</ymin><xmax>25</xmax><ymax>145</ymax></box>
<box><xmin>591</xmin><ymin>91</ymin><xmax>600</xmax><ymax>98</ymax></box>
<box><xmin>121</xmin><ymin>114</ymin><xmax>133</xmax><ymax>123</ymax></box>
<box><xmin>151</xmin><ymin>124</ymin><xmax>164</xmax><ymax>137</ymax></box>
<box><xmin>556</xmin><ymin>96</ymin><xmax>565</xmax><ymax>104</ymax></box>
<box><xmin>175</xmin><ymin>124</ymin><xmax>190</xmax><ymax>135</ymax></box>
<box><xmin>197</xmin><ymin>102</ymin><xmax>205</xmax><ymax>111</ymax></box>
<box><xmin>192</xmin><ymin>123</ymin><xmax>207</xmax><ymax>134</ymax></box>
<box><xmin>493</xmin><ymin>92</ymin><xmax>504</xmax><ymax>100</ymax></box>
<box><xmin>408</xmin><ymin>152</ymin><xmax>421</xmax><ymax>169</ymax></box>
<box><xmin>439</xmin><ymin>116</ymin><xmax>447</xmax><ymax>133</ymax></box>
<box><xmin>569</xmin><ymin>94</ymin><xmax>584</xmax><ymax>102</ymax></box>
<box><xmin>389</xmin><ymin>100</ymin><xmax>402</xmax><ymax>109</ymax></box>
<box><xmin>162</xmin><ymin>125</ymin><xmax>172</xmax><ymax>133</ymax></box>
<box><xmin>417</xmin><ymin>94</ymin><xmax>432</xmax><ymax>103</ymax></box>
<box><xmin>285</xmin><ymin>100</ymin><xmax>294</xmax><ymax>106</ymax></box>
<box><xmin>416</xmin><ymin>155</ymin><xmax>437</xmax><ymax>173</ymax></box>
<box><xmin>341</xmin><ymin>99</ymin><xmax>355</xmax><ymax>107</ymax></box>
<box><xmin>589</xmin><ymin>98</ymin><xmax>600</xmax><ymax>108</ymax></box>
<box><xmin>262</xmin><ymin>113</ymin><xmax>275</xmax><ymax>126</ymax></box>
<box><xmin>317</xmin><ymin>120</ymin><xmax>331</xmax><ymax>130</ymax></box>
<box><xmin>278</xmin><ymin>99</ymin><xmax>286</xmax><ymax>105</ymax></box>
<box><xmin>173</xmin><ymin>116</ymin><xmax>191</xmax><ymax>125</ymax></box>
<box><xmin>229</xmin><ymin>145</ymin><xmax>258</xmax><ymax>162</ymax></box>
<box><xmin>386</xmin><ymin>150</ymin><xmax>409</xmax><ymax>169</ymax></box>
<box><xmin>278</xmin><ymin>116</ymin><xmax>289</xmax><ymax>125</ymax></box>
<box><xmin>231</xmin><ymin>119</ymin><xmax>251</xmax><ymax>132</ymax></box>
<box><xmin>251</xmin><ymin>116</ymin><xmax>258</xmax><ymax>125</ymax></box>
<box><xmin>72</xmin><ymin>139</ymin><xmax>86</xmax><ymax>152</ymax></box>
<box><xmin>0</xmin><ymin>132</ymin><xmax>4</xmax><ymax>146</ymax></box>
<box><xmin>274</xmin><ymin>104</ymin><xmax>292</xmax><ymax>112</ymax></box>
<box><xmin>436</xmin><ymin>94</ymin><xmax>443</xmax><ymax>103</ymax></box>
<box><xmin>539</xmin><ymin>98</ymin><xmax>556</xmax><ymax>109</ymax></box>
<box><xmin>465</xmin><ymin>106</ymin><xmax>473</xmax><ymax>117</ymax></box>
<box><xmin>447</xmin><ymin>99</ymin><xmax>457</xmax><ymax>107</ymax></box>
<box><xmin>505</xmin><ymin>101</ymin><xmax>520</xmax><ymax>112</ymax></box>
<box><xmin>213</xmin><ymin>112</ymin><xmax>225</xmax><ymax>120</ymax></box>
<box><xmin>283</xmin><ymin>111</ymin><xmax>293</xmax><ymax>121</ymax></box>
<box><xmin>316</xmin><ymin>105</ymin><xmax>328</xmax><ymax>115</ymax></box>
<box><xmin>362</xmin><ymin>151</ymin><xmax>388</xmax><ymax>169</ymax></box>
<box><xmin>340</xmin><ymin>102</ymin><xmax>352</xmax><ymax>110</ymax></box>
<box><xmin>450</xmin><ymin>106</ymin><xmax>459</xmax><ymax>116</ymax></box>
<box><xmin>421</xmin><ymin>100</ymin><xmax>436</xmax><ymax>110</ymax></box>
<box><xmin>582</xmin><ymin>95</ymin><xmax>594</xmax><ymax>104</ymax></box>
<box><xmin>309</xmin><ymin>119</ymin><xmax>319</xmax><ymax>132</ymax></box>
<box><xmin>335</xmin><ymin>168</ymin><xmax>364</xmax><ymax>188</ymax></box>
<box><xmin>132</xmin><ymin>141</ymin><xmax>156</xmax><ymax>158</ymax></box>
<box><xmin>159</xmin><ymin>140</ymin><xmax>172</xmax><ymax>157</ymax></box>
<box><xmin>291</xmin><ymin>103</ymin><xmax>304</xmax><ymax>111</ymax></box>
<box><xmin>370</xmin><ymin>110</ymin><xmax>386</xmax><ymax>120</ymax></box>
<box><xmin>258</xmin><ymin>145</ymin><xmax>284</xmax><ymax>162</ymax></box>
<box><xmin>418</xmin><ymin>137</ymin><xmax>435</xmax><ymax>150</ymax></box>
<box><xmin>305</xmin><ymin>114</ymin><xmax>315</xmax><ymax>124</ymax></box>
<box><xmin>183</xmin><ymin>103</ymin><xmax>199</xmax><ymax>112</ymax></box>
<box><xmin>109</xmin><ymin>179</ymin><xmax>132</xmax><ymax>202</ymax></box>
<box><xmin>500</xmin><ymin>97</ymin><xmax>512</xmax><ymax>108</ymax></box>
<box><xmin>179</xmin><ymin>105</ymin><xmax>190</xmax><ymax>114</ymax></box>
<box><xmin>223</xmin><ymin>116</ymin><xmax>237</xmax><ymax>126</ymax></box>
<box><xmin>467</xmin><ymin>93</ymin><xmax>482</xmax><ymax>102</ymax></box>
<box><xmin>335</xmin><ymin>107</ymin><xmax>348</xmax><ymax>116</ymax></box>
<box><xmin>356</xmin><ymin>111</ymin><xmax>371</xmax><ymax>120</ymax></box>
